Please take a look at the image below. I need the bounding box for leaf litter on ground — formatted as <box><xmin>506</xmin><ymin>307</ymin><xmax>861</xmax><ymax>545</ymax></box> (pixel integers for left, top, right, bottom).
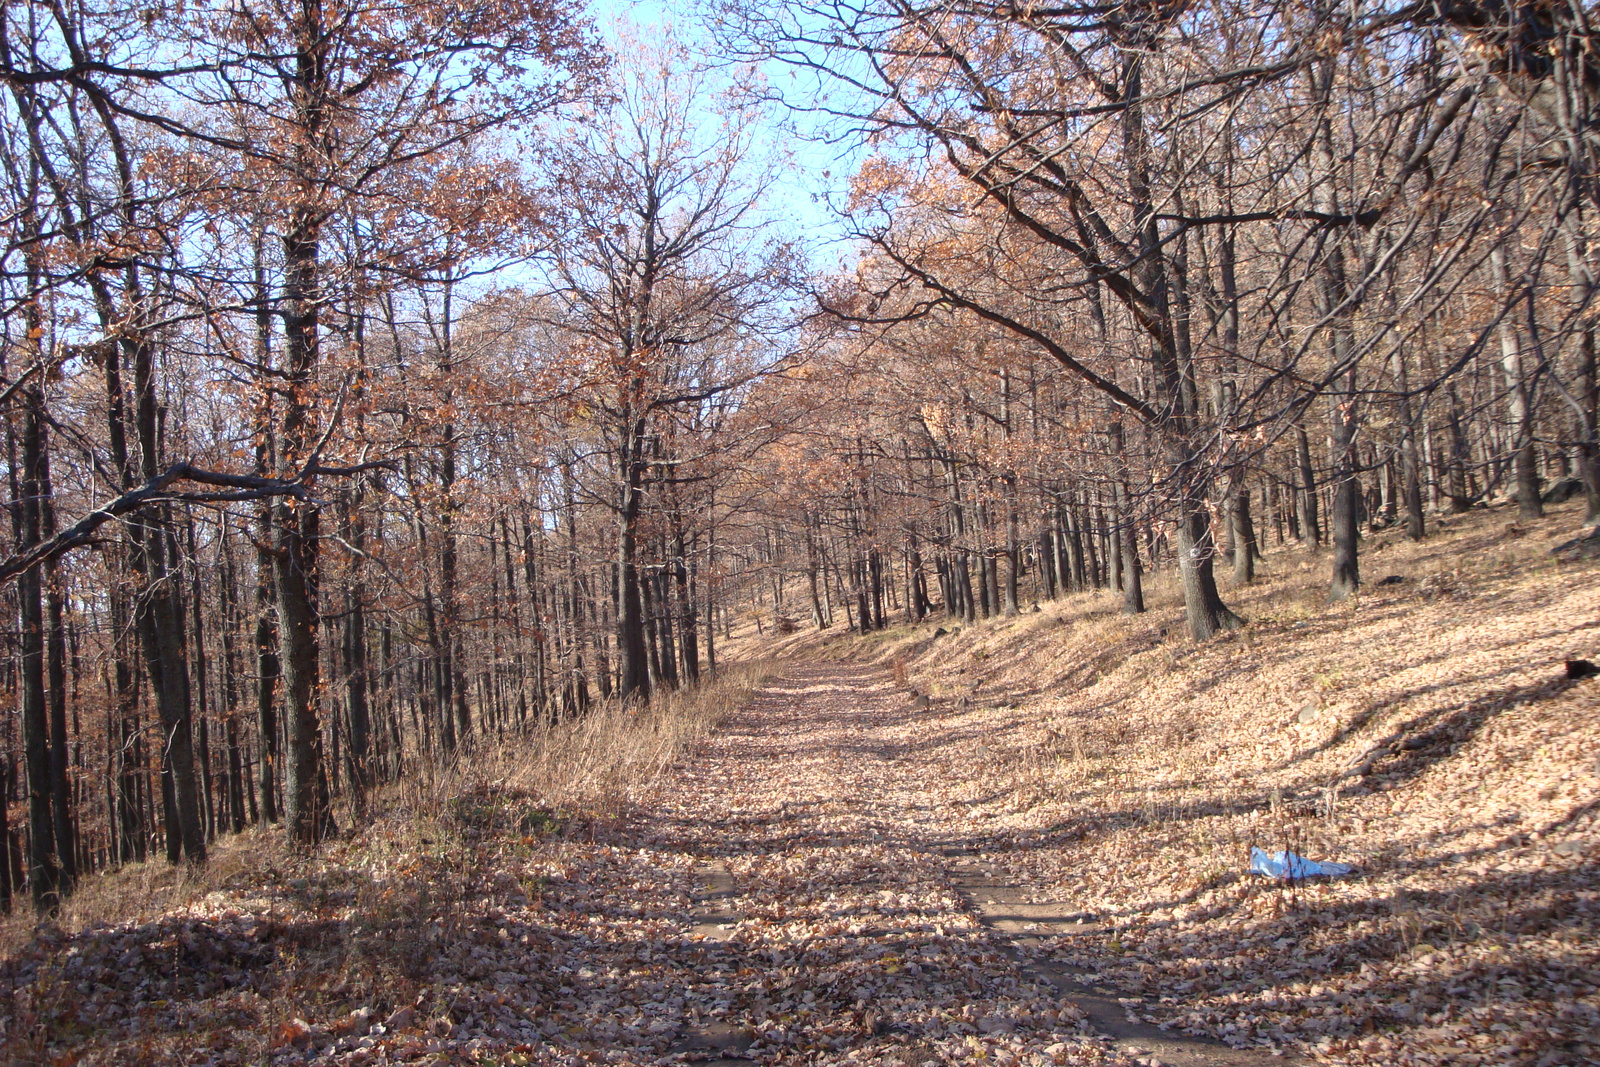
<box><xmin>2</xmin><ymin>504</ymin><xmax>1598</xmax><ymax>1067</ymax></box>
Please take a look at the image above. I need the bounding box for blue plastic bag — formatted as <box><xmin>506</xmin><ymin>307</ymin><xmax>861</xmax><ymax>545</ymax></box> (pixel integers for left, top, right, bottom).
<box><xmin>1250</xmin><ymin>846</ymin><xmax>1354</xmax><ymax>880</ymax></box>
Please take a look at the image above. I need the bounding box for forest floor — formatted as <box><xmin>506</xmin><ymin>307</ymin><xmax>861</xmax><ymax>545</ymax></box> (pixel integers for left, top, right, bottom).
<box><xmin>0</xmin><ymin>499</ymin><xmax>1597</xmax><ymax>1067</ymax></box>
<box><xmin>740</xmin><ymin>498</ymin><xmax>1600</xmax><ymax>1067</ymax></box>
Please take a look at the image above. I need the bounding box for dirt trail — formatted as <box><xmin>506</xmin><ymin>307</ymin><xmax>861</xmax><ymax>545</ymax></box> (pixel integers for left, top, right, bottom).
<box><xmin>638</xmin><ymin>662</ymin><xmax>1293</xmax><ymax>1067</ymax></box>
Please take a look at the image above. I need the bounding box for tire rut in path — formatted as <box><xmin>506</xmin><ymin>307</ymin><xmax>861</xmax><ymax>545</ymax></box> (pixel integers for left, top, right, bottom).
<box><xmin>668</xmin><ymin>863</ymin><xmax>756</xmax><ymax>1065</ymax></box>
<box><xmin>650</xmin><ymin>662</ymin><xmax>1299</xmax><ymax>1067</ymax></box>
<box><xmin>946</xmin><ymin>862</ymin><xmax>1295</xmax><ymax>1067</ymax></box>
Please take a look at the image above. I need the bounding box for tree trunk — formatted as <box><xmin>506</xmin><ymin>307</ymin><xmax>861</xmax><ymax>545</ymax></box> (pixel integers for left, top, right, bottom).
<box><xmin>1310</xmin><ymin>52</ymin><xmax>1362</xmax><ymax>602</ymax></box>
<box><xmin>275</xmin><ymin>205</ymin><xmax>330</xmax><ymax>846</ymax></box>
<box><xmin>1580</xmin><ymin>328</ymin><xmax>1600</xmax><ymax>523</ymax></box>
<box><xmin>617</xmin><ymin>491</ymin><xmax>650</xmax><ymax>703</ymax></box>
<box><xmin>1329</xmin><ymin>393</ymin><xmax>1362</xmax><ymax>600</ymax></box>
<box><xmin>673</xmin><ymin>524</ymin><xmax>700</xmax><ymax>685</ymax></box>
<box><xmin>1109</xmin><ymin>423</ymin><xmax>1144</xmax><ymax>614</ymax></box>
<box><xmin>1394</xmin><ymin>347</ymin><xmax>1428</xmax><ymax>540</ymax></box>
<box><xmin>1297</xmin><ymin>425</ymin><xmax>1322</xmax><ymax>547</ymax></box>
<box><xmin>39</xmin><ymin>457</ymin><xmax>74</xmax><ymax>890</ymax></box>
<box><xmin>1176</xmin><ymin>492</ymin><xmax>1242</xmax><ymax>640</ymax></box>
<box><xmin>1490</xmin><ymin>245</ymin><xmax>1544</xmax><ymax>519</ymax></box>
<box><xmin>17</xmin><ymin>395</ymin><xmax>60</xmax><ymax>910</ymax></box>
<box><xmin>1121</xmin><ymin>37</ymin><xmax>1237</xmax><ymax>638</ymax></box>
<box><xmin>1232</xmin><ymin>482</ymin><xmax>1257</xmax><ymax>584</ymax></box>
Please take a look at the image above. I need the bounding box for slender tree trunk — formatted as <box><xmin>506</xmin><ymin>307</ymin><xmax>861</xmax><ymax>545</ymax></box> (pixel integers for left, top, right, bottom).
<box><xmin>0</xmin><ymin>761</ymin><xmax>10</xmax><ymax>912</ymax></box>
<box><xmin>1491</xmin><ymin>245</ymin><xmax>1544</xmax><ymax>519</ymax></box>
<box><xmin>275</xmin><ymin>212</ymin><xmax>330</xmax><ymax>844</ymax></box>
<box><xmin>1579</xmin><ymin>329</ymin><xmax>1600</xmax><ymax>523</ymax></box>
<box><xmin>17</xmin><ymin>393</ymin><xmax>59</xmax><ymax>909</ymax></box>
<box><xmin>806</xmin><ymin>521</ymin><xmax>826</xmax><ymax>627</ymax></box>
<box><xmin>1383</xmin><ymin>342</ymin><xmax>1428</xmax><ymax>541</ymax></box>
<box><xmin>220</xmin><ymin>564</ymin><xmax>247</xmax><ymax>833</ymax></box>
<box><xmin>1081</xmin><ymin>493</ymin><xmax>1101</xmax><ymax>589</ymax></box>
<box><xmin>704</xmin><ymin>512</ymin><xmax>719</xmax><ymax>669</ymax></box>
<box><xmin>1109</xmin><ymin>423</ymin><xmax>1145</xmax><ymax>614</ymax></box>
<box><xmin>40</xmin><ymin>465</ymin><xmax>74</xmax><ymax>890</ymax></box>
<box><xmin>1297</xmin><ymin>426</ymin><xmax>1322</xmax><ymax>546</ymax></box>
<box><xmin>1309</xmin><ymin>57</ymin><xmax>1361</xmax><ymax>601</ymax></box>
<box><xmin>672</xmin><ymin>518</ymin><xmax>700</xmax><ymax>685</ymax></box>
<box><xmin>617</xmin><ymin>441</ymin><xmax>650</xmax><ymax>703</ymax></box>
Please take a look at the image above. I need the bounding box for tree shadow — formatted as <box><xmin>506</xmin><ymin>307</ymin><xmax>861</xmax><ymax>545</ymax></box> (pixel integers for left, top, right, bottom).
<box><xmin>1283</xmin><ymin>671</ymin><xmax>1593</xmax><ymax>786</ymax></box>
<box><xmin>1084</xmin><ymin>861</ymin><xmax>1600</xmax><ymax>1056</ymax></box>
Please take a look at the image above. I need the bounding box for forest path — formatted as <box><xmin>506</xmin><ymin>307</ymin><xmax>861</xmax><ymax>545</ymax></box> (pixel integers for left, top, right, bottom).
<box><xmin>637</xmin><ymin>662</ymin><xmax>1291</xmax><ymax>1067</ymax></box>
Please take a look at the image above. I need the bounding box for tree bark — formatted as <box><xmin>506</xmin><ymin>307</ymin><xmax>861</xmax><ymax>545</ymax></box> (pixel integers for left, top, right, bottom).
<box><xmin>17</xmin><ymin>392</ymin><xmax>60</xmax><ymax>909</ymax></box>
<box><xmin>1232</xmin><ymin>483</ymin><xmax>1257</xmax><ymax>584</ymax></box>
<box><xmin>1491</xmin><ymin>245</ymin><xmax>1544</xmax><ymax>519</ymax></box>
<box><xmin>275</xmin><ymin>204</ymin><xmax>330</xmax><ymax>845</ymax></box>
<box><xmin>617</xmin><ymin>468</ymin><xmax>651</xmax><ymax>703</ymax></box>
<box><xmin>1121</xmin><ymin>36</ymin><xmax>1238</xmax><ymax>637</ymax></box>
<box><xmin>1297</xmin><ymin>425</ymin><xmax>1322</xmax><ymax>546</ymax></box>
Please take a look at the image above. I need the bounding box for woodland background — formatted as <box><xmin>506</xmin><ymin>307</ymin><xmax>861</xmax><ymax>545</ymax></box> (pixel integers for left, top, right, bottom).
<box><xmin>0</xmin><ymin>0</ymin><xmax>1595</xmax><ymax>917</ymax></box>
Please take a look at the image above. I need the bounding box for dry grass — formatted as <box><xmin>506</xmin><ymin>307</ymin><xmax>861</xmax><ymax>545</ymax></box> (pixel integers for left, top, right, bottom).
<box><xmin>4</xmin><ymin>660</ymin><xmax>773</xmax><ymax>943</ymax></box>
<box><xmin>0</xmin><ymin>662</ymin><xmax>773</xmax><ymax>1066</ymax></box>
<box><xmin>448</xmin><ymin>659</ymin><xmax>776</xmax><ymax>816</ymax></box>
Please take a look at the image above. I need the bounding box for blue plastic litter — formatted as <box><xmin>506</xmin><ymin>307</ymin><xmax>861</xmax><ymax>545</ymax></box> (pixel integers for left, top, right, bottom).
<box><xmin>1249</xmin><ymin>846</ymin><xmax>1355</xmax><ymax>880</ymax></box>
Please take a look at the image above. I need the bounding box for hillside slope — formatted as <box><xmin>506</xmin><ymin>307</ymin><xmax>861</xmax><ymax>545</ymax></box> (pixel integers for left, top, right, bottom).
<box><xmin>739</xmin><ymin>500</ymin><xmax>1600</xmax><ymax>1066</ymax></box>
<box><xmin>0</xmin><ymin>502</ymin><xmax>1593</xmax><ymax>1067</ymax></box>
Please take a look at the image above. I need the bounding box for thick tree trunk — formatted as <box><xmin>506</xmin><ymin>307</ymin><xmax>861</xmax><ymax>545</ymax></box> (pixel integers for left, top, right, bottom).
<box><xmin>1309</xmin><ymin>53</ymin><xmax>1363</xmax><ymax>602</ymax></box>
<box><xmin>1327</xmin><ymin>381</ymin><xmax>1362</xmax><ymax>599</ymax></box>
<box><xmin>273</xmin><ymin>500</ymin><xmax>327</xmax><ymax>845</ymax></box>
<box><xmin>954</xmin><ymin>552</ymin><xmax>976</xmax><ymax>623</ymax></box>
<box><xmin>1232</xmin><ymin>482</ymin><xmax>1257</xmax><ymax>584</ymax></box>
<box><xmin>270</xmin><ymin>0</ymin><xmax>335</xmax><ymax>848</ymax></box>
<box><xmin>1176</xmin><ymin>490</ymin><xmax>1242</xmax><ymax>640</ymax></box>
<box><xmin>908</xmin><ymin>541</ymin><xmax>929</xmax><ymax>621</ymax></box>
<box><xmin>140</xmin><ymin>545</ymin><xmax>208</xmax><ymax>864</ymax></box>
<box><xmin>1064</xmin><ymin>505</ymin><xmax>1086</xmax><ymax>591</ymax></box>
<box><xmin>1120</xmin><ymin>38</ymin><xmax>1238</xmax><ymax>638</ymax></box>
<box><xmin>1328</xmin><ymin>420</ymin><xmax>1362</xmax><ymax>601</ymax></box>
<box><xmin>1119</xmin><ymin>508</ymin><xmax>1144</xmax><ymax>615</ymax></box>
